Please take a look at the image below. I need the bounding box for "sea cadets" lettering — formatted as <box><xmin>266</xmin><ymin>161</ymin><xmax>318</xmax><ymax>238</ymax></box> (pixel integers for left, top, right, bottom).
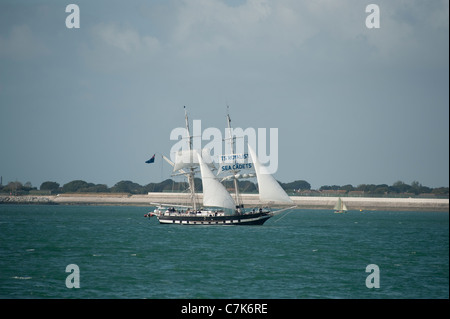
<box><xmin>221</xmin><ymin>162</ymin><xmax>253</xmax><ymax>172</ymax></box>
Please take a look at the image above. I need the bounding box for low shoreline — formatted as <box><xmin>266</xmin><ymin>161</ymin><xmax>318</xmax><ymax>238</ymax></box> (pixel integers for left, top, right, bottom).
<box><xmin>0</xmin><ymin>193</ymin><xmax>448</xmax><ymax>212</ymax></box>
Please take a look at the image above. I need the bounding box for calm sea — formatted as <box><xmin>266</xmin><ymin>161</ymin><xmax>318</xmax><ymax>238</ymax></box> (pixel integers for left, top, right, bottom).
<box><xmin>0</xmin><ymin>205</ymin><xmax>448</xmax><ymax>299</ymax></box>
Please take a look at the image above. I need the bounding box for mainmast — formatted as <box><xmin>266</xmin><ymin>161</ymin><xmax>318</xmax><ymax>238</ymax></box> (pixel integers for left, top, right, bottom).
<box><xmin>225</xmin><ymin>107</ymin><xmax>242</xmax><ymax>209</ymax></box>
<box><xmin>184</xmin><ymin>106</ymin><xmax>197</xmax><ymax>211</ymax></box>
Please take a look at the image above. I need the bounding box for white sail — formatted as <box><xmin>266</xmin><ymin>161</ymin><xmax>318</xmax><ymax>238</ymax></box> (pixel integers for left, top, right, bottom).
<box><xmin>248</xmin><ymin>145</ymin><xmax>294</xmax><ymax>204</ymax></box>
<box><xmin>333</xmin><ymin>199</ymin><xmax>338</xmax><ymax>210</ymax></box>
<box><xmin>197</xmin><ymin>154</ymin><xmax>236</xmax><ymax>210</ymax></box>
<box><xmin>173</xmin><ymin>149</ymin><xmax>196</xmax><ymax>172</ymax></box>
<box><xmin>333</xmin><ymin>198</ymin><xmax>342</xmax><ymax>210</ymax></box>
<box><xmin>201</xmin><ymin>148</ymin><xmax>216</xmax><ymax>170</ymax></box>
<box><xmin>173</xmin><ymin>148</ymin><xmax>215</xmax><ymax>172</ymax></box>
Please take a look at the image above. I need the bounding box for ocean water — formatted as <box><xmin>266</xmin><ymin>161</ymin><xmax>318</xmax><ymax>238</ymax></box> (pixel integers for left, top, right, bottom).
<box><xmin>0</xmin><ymin>205</ymin><xmax>448</xmax><ymax>299</ymax></box>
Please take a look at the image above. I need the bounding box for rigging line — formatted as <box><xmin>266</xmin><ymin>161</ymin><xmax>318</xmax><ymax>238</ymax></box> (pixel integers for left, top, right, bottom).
<box><xmin>273</xmin><ymin>209</ymin><xmax>294</xmax><ymax>223</ymax></box>
<box><xmin>160</xmin><ymin>153</ymin><xmax>164</xmax><ymax>181</ymax></box>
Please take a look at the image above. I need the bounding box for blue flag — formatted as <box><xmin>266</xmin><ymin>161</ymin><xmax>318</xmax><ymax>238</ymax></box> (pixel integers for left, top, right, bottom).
<box><xmin>145</xmin><ymin>154</ymin><xmax>155</xmax><ymax>164</ymax></box>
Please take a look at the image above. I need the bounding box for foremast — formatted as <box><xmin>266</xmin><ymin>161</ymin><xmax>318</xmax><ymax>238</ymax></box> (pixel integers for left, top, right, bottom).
<box><xmin>184</xmin><ymin>106</ymin><xmax>198</xmax><ymax>211</ymax></box>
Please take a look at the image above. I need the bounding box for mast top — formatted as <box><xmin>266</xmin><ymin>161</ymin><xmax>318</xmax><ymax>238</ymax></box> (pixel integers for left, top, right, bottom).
<box><xmin>184</xmin><ymin>106</ymin><xmax>192</xmax><ymax>150</ymax></box>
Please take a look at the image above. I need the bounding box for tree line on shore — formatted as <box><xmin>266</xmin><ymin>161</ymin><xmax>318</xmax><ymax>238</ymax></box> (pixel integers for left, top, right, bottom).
<box><xmin>0</xmin><ymin>179</ymin><xmax>448</xmax><ymax>197</ymax></box>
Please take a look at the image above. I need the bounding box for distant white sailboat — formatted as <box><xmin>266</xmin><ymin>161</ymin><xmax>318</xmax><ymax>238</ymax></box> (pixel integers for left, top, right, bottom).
<box><xmin>333</xmin><ymin>197</ymin><xmax>348</xmax><ymax>214</ymax></box>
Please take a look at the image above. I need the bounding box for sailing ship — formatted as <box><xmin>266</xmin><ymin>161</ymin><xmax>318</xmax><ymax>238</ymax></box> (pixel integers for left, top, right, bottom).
<box><xmin>333</xmin><ymin>197</ymin><xmax>348</xmax><ymax>213</ymax></box>
<box><xmin>147</xmin><ymin>108</ymin><xmax>296</xmax><ymax>225</ymax></box>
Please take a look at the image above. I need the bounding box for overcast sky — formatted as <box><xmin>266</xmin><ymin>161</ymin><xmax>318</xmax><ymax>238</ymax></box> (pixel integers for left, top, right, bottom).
<box><xmin>0</xmin><ymin>0</ymin><xmax>448</xmax><ymax>189</ymax></box>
